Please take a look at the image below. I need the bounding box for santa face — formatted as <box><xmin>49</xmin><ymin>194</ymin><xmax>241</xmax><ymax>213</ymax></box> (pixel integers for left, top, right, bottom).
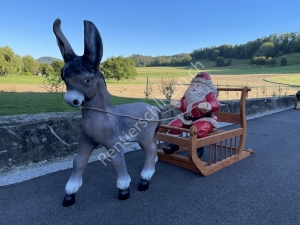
<box><xmin>185</xmin><ymin>81</ymin><xmax>207</xmax><ymax>105</ymax></box>
<box><xmin>188</xmin><ymin>81</ymin><xmax>203</xmax><ymax>91</ymax></box>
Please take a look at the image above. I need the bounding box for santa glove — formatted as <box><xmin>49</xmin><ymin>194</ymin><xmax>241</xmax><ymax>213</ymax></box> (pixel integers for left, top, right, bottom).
<box><xmin>169</xmin><ymin>100</ymin><xmax>181</xmax><ymax>109</ymax></box>
<box><xmin>198</xmin><ymin>102</ymin><xmax>212</xmax><ymax>113</ymax></box>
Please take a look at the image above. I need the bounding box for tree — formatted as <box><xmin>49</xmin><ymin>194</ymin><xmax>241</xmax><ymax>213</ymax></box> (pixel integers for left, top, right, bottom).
<box><xmin>244</xmin><ymin>41</ymin><xmax>257</xmax><ymax>58</ymax></box>
<box><xmin>218</xmin><ymin>44</ymin><xmax>233</xmax><ymax>58</ymax></box>
<box><xmin>100</xmin><ymin>56</ymin><xmax>137</xmax><ymax>81</ymax></box>
<box><xmin>232</xmin><ymin>44</ymin><xmax>242</xmax><ymax>58</ymax></box>
<box><xmin>22</xmin><ymin>55</ymin><xmax>39</xmax><ymax>75</ymax></box>
<box><xmin>51</xmin><ymin>59</ymin><xmax>64</xmax><ymax>74</ymax></box>
<box><xmin>130</xmin><ymin>54</ymin><xmax>154</xmax><ymax>67</ymax></box>
<box><xmin>256</xmin><ymin>42</ymin><xmax>275</xmax><ymax>58</ymax></box>
<box><xmin>0</xmin><ymin>46</ymin><xmax>23</xmax><ymax>76</ymax></box>
<box><xmin>215</xmin><ymin>56</ymin><xmax>225</xmax><ymax>67</ymax></box>
<box><xmin>39</xmin><ymin>63</ymin><xmax>54</xmax><ymax>76</ymax></box>
<box><xmin>210</xmin><ymin>50</ymin><xmax>219</xmax><ymax>61</ymax></box>
<box><xmin>281</xmin><ymin>57</ymin><xmax>287</xmax><ymax>66</ymax></box>
<box><xmin>153</xmin><ymin>56</ymin><xmax>168</xmax><ymax>66</ymax></box>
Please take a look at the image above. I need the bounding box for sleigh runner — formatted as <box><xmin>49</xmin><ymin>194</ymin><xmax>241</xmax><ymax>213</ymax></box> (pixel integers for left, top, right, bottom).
<box><xmin>156</xmin><ymin>86</ymin><xmax>254</xmax><ymax>176</ymax></box>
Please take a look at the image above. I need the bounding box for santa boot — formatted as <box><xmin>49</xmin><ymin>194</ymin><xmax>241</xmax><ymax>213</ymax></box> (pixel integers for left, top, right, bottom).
<box><xmin>197</xmin><ymin>147</ymin><xmax>204</xmax><ymax>158</ymax></box>
<box><xmin>163</xmin><ymin>143</ymin><xmax>179</xmax><ymax>154</ymax></box>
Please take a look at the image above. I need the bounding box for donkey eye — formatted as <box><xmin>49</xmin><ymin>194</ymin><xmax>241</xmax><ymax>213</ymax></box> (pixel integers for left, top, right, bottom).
<box><xmin>85</xmin><ymin>78</ymin><xmax>91</xmax><ymax>84</ymax></box>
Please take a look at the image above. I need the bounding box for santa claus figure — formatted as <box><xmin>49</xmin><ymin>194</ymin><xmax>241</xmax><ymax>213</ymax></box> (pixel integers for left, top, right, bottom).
<box><xmin>163</xmin><ymin>72</ymin><xmax>220</xmax><ymax>157</ymax></box>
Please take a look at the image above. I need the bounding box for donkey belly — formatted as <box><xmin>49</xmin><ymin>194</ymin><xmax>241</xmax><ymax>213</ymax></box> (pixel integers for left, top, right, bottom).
<box><xmin>120</xmin><ymin>118</ymin><xmax>158</xmax><ymax>142</ymax></box>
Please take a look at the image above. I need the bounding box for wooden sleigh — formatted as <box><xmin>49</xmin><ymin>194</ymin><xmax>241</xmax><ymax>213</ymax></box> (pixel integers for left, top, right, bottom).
<box><xmin>156</xmin><ymin>86</ymin><xmax>254</xmax><ymax>176</ymax></box>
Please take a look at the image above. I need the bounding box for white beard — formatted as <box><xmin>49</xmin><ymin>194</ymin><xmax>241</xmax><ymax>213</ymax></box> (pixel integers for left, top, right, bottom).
<box><xmin>184</xmin><ymin>89</ymin><xmax>207</xmax><ymax>105</ymax></box>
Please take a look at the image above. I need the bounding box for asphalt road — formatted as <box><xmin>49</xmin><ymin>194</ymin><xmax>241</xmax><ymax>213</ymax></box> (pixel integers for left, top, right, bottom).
<box><xmin>0</xmin><ymin>109</ymin><xmax>300</xmax><ymax>225</ymax></box>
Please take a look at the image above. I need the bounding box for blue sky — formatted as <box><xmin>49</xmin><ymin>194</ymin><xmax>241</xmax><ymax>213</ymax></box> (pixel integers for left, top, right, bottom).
<box><xmin>1</xmin><ymin>0</ymin><xmax>299</xmax><ymax>61</ymax></box>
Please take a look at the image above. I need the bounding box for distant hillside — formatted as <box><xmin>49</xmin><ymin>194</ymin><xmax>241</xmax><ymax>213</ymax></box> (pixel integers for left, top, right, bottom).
<box><xmin>129</xmin><ymin>32</ymin><xmax>300</xmax><ymax>67</ymax></box>
<box><xmin>36</xmin><ymin>56</ymin><xmax>62</xmax><ymax>65</ymax></box>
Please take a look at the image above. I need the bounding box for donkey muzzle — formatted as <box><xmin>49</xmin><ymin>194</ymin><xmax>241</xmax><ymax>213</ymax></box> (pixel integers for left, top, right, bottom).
<box><xmin>65</xmin><ymin>90</ymin><xmax>85</xmax><ymax>107</ymax></box>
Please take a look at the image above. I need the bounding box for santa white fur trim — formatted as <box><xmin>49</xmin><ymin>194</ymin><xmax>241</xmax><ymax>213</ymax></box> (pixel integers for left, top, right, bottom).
<box><xmin>178</xmin><ymin>115</ymin><xmax>219</xmax><ymax>128</ymax></box>
<box><xmin>191</xmin><ymin>77</ymin><xmax>212</xmax><ymax>84</ymax></box>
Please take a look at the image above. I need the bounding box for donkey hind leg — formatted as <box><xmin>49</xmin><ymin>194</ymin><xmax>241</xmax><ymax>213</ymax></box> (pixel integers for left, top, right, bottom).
<box><xmin>138</xmin><ymin>141</ymin><xmax>157</xmax><ymax>192</ymax></box>
<box><xmin>109</xmin><ymin>149</ymin><xmax>131</xmax><ymax>200</ymax></box>
<box><xmin>63</xmin><ymin>139</ymin><xmax>96</xmax><ymax>207</ymax></box>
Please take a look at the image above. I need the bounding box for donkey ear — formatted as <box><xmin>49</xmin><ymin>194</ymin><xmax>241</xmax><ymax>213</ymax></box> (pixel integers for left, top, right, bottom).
<box><xmin>83</xmin><ymin>20</ymin><xmax>103</xmax><ymax>71</ymax></box>
<box><xmin>53</xmin><ymin>18</ymin><xmax>76</xmax><ymax>62</ymax></box>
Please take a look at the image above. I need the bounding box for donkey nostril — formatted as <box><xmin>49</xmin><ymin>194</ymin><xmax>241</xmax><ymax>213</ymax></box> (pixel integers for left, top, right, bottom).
<box><xmin>73</xmin><ymin>100</ymin><xmax>79</xmax><ymax>105</ymax></box>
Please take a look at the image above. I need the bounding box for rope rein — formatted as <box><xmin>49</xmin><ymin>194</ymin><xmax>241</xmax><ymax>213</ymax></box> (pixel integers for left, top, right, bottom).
<box><xmin>81</xmin><ymin>105</ymin><xmax>198</xmax><ymax>122</ymax></box>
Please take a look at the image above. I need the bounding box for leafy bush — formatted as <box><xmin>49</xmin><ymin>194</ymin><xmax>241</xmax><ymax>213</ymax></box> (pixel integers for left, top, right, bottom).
<box><xmin>158</xmin><ymin>76</ymin><xmax>177</xmax><ymax>102</ymax></box>
<box><xmin>224</xmin><ymin>59</ymin><xmax>232</xmax><ymax>66</ymax></box>
<box><xmin>215</xmin><ymin>56</ymin><xmax>225</xmax><ymax>67</ymax></box>
<box><xmin>281</xmin><ymin>57</ymin><xmax>288</xmax><ymax>66</ymax></box>
<box><xmin>251</xmin><ymin>56</ymin><xmax>267</xmax><ymax>65</ymax></box>
<box><xmin>277</xmin><ymin>51</ymin><xmax>284</xmax><ymax>57</ymax></box>
<box><xmin>42</xmin><ymin>73</ymin><xmax>64</xmax><ymax>93</ymax></box>
<box><xmin>24</xmin><ymin>71</ymin><xmax>33</xmax><ymax>76</ymax></box>
<box><xmin>144</xmin><ymin>76</ymin><xmax>153</xmax><ymax>101</ymax></box>
<box><xmin>267</xmin><ymin>57</ymin><xmax>276</xmax><ymax>66</ymax></box>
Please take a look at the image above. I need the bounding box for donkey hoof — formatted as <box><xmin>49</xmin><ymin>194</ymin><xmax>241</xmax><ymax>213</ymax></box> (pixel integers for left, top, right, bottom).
<box><xmin>62</xmin><ymin>194</ymin><xmax>75</xmax><ymax>207</ymax></box>
<box><xmin>138</xmin><ymin>179</ymin><xmax>149</xmax><ymax>191</ymax></box>
<box><xmin>118</xmin><ymin>188</ymin><xmax>130</xmax><ymax>200</ymax></box>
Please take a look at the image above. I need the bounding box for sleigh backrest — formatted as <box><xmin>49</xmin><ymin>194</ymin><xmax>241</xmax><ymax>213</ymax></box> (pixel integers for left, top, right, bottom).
<box><xmin>214</xmin><ymin>87</ymin><xmax>251</xmax><ymax>125</ymax></box>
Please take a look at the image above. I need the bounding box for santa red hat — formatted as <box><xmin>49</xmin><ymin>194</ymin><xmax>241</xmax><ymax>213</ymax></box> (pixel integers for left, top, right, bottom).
<box><xmin>191</xmin><ymin>72</ymin><xmax>212</xmax><ymax>84</ymax></box>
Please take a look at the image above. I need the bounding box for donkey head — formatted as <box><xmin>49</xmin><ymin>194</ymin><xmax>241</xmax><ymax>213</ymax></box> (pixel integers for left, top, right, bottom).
<box><xmin>53</xmin><ymin>18</ymin><xmax>105</xmax><ymax>107</ymax></box>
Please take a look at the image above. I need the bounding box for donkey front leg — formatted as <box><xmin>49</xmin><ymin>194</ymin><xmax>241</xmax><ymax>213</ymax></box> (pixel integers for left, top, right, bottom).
<box><xmin>108</xmin><ymin>148</ymin><xmax>131</xmax><ymax>200</ymax></box>
<box><xmin>138</xmin><ymin>142</ymin><xmax>157</xmax><ymax>191</ymax></box>
<box><xmin>63</xmin><ymin>134</ymin><xmax>97</xmax><ymax>207</ymax></box>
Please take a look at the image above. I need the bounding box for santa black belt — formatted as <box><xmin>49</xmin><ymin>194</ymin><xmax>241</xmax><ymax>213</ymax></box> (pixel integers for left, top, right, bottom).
<box><xmin>183</xmin><ymin>113</ymin><xmax>212</xmax><ymax>122</ymax></box>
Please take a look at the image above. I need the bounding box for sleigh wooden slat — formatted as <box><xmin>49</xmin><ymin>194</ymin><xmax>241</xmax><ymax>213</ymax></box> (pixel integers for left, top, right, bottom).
<box><xmin>156</xmin><ymin>86</ymin><xmax>254</xmax><ymax>176</ymax></box>
<box><xmin>214</xmin><ymin>112</ymin><xmax>241</xmax><ymax>124</ymax></box>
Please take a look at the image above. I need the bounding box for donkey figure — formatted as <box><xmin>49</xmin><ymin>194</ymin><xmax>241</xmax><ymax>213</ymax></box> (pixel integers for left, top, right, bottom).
<box><xmin>53</xmin><ymin>19</ymin><xmax>161</xmax><ymax>207</ymax></box>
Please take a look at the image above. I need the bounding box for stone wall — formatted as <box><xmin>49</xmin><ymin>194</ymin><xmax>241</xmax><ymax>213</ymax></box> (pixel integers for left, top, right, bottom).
<box><xmin>0</xmin><ymin>96</ymin><xmax>295</xmax><ymax>171</ymax></box>
<box><xmin>162</xmin><ymin>96</ymin><xmax>295</xmax><ymax>124</ymax></box>
<box><xmin>0</xmin><ymin>112</ymin><xmax>82</xmax><ymax>172</ymax></box>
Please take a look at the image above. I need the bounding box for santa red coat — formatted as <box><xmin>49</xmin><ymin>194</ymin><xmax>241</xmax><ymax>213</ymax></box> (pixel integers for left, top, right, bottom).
<box><xmin>177</xmin><ymin>92</ymin><xmax>220</xmax><ymax>128</ymax></box>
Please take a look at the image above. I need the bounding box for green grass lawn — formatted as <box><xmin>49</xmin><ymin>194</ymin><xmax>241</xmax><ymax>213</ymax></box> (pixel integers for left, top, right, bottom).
<box><xmin>0</xmin><ymin>75</ymin><xmax>45</xmax><ymax>84</ymax></box>
<box><xmin>264</xmin><ymin>74</ymin><xmax>300</xmax><ymax>86</ymax></box>
<box><xmin>0</xmin><ymin>92</ymin><xmax>159</xmax><ymax>116</ymax></box>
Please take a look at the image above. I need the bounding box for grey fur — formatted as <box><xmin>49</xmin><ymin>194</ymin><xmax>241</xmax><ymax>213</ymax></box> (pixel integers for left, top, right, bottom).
<box><xmin>53</xmin><ymin>19</ymin><xmax>161</xmax><ymax>196</ymax></box>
